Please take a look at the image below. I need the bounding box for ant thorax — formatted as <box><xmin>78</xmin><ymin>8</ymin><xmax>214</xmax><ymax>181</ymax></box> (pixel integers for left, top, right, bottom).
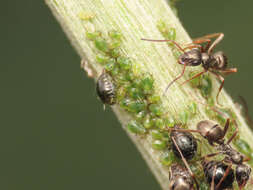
<box><xmin>218</xmin><ymin>144</ymin><xmax>244</xmax><ymax>165</ymax></box>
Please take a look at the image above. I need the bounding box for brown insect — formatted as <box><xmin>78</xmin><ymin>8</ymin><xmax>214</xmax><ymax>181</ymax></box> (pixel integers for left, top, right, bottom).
<box><xmin>142</xmin><ymin>33</ymin><xmax>237</xmax><ymax>104</ymax></box>
<box><xmin>172</xmin><ymin>119</ymin><xmax>251</xmax><ymax>189</ymax></box>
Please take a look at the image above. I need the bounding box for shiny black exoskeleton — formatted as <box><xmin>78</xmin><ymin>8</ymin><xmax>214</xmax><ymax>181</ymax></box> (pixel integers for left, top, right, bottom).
<box><xmin>96</xmin><ymin>70</ymin><xmax>116</xmax><ymax>105</ymax></box>
<box><xmin>170</xmin><ymin>125</ymin><xmax>197</xmax><ymax>160</ymax></box>
<box><xmin>236</xmin><ymin>164</ymin><xmax>252</xmax><ymax>188</ymax></box>
<box><xmin>202</xmin><ymin>160</ymin><xmax>235</xmax><ymax>190</ymax></box>
<box><xmin>195</xmin><ymin>119</ymin><xmax>251</xmax><ymax>189</ymax></box>
<box><xmin>169</xmin><ymin>164</ymin><xmax>194</xmax><ymax>190</ymax></box>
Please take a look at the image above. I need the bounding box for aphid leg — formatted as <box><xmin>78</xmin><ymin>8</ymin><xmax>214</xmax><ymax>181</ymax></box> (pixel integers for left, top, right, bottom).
<box><xmin>226</xmin><ymin>120</ymin><xmax>239</xmax><ymax>144</ymax></box>
<box><xmin>171</xmin><ymin>137</ymin><xmax>199</xmax><ymax>190</ymax></box>
<box><xmin>210</xmin><ymin>71</ymin><xmax>224</xmax><ymax>105</ymax></box>
<box><xmin>193</xmin><ymin>33</ymin><xmax>224</xmax><ymax>54</ymax></box>
<box><xmin>181</xmin><ymin>70</ymin><xmax>207</xmax><ymax>86</ymax></box>
<box><xmin>215</xmin><ymin>163</ymin><xmax>232</xmax><ymax>190</ymax></box>
<box><xmin>163</xmin><ymin>63</ymin><xmax>187</xmax><ymax>95</ymax></box>
<box><xmin>211</xmin><ymin>165</ymin><xmax>217</xmax><ymax>190</ymax></box>
<box><xmin>141</xmin><ymin>38</ymin><xmax>185</xmax><ymax>52</ymax></box>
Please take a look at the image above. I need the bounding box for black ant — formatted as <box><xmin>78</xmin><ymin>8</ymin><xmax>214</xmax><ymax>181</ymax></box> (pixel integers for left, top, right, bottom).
<box><xmin>142</xmin><ymin>33</ymin><xmax>237</xmax><ymax>104</ymax></box>
<box><xmin>170</xmin><ymin>127</ymin><xmax>199</xmax><ymax>189</ymax></box>
<box><xmin>173</xmin><ymin>119</ymin><xmax>251</xmax><ymax>189</ymax></box>
<box><xmin>202</xmin><ymin>159</ymin><xmax>235</xmax><ymax>190</ymax></box>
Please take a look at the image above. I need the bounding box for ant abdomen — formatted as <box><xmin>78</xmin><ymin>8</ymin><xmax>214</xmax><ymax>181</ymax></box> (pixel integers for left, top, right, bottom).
<box><xmin>171</xmin><ymin>125</ymin><xmax>197</xmax><ymax>160</ymax></box>
<box><xmin>202</xmin><ymin>160</ymin><xmax>234</xmax><ymax>189</ymax></box>
<box><xmin>178</xmin><ymin>49</ymin><xmax>202</xmax><ymax>66</ymax></box>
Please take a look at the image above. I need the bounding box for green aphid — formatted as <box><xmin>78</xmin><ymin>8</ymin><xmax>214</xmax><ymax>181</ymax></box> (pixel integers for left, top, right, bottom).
<box><xmin>153</xmin><ymin>118</ymin><xmax>166</xmax><ymax>130</ymax></box>
<box><xmin>94</xmin><ymin>37</ymin><xmax>109</xmax><ymax>53</ymax></box>
<box><xmin>143</xmin><ymin>115</ymin><xmax>153</xmax><ymax>129</ymax></box>
<box><xmin>117</xmin><ymin>57</ymin><xmax>132</xmax><ymax>70</ymax></box>
<box><xmin>104</xmin><ymin>59</ymin><xmax>116</xmax><ymax>72</ymax></box>
<box><xmin>165</xmin><ymin>117</ymin><xmax>176</xmax><ymax>128</ymax></box>
<box><xmin>149</xmin><ymin>104</ymin><xmax>163</xmax><ymax>116</ymax></box>
<box><xmin>86</xmin><ymin>31</ymin><xmax>101</xmax><ymax>40</ymax></box>
<box><xmin>120</xmin><ymin>98</ymin><xmax>146</xmax><ymax>113</ymax></box>
<box><xmin>180</xmin><ymin>111</ymin><xmax>189</xmax><ymax>124</ymax></box>
<box><xmin>116</xmin><ymin>87</ymin><xmax>127</xmax><ymax>101</ymax></box>
<box><xmin>135</xmin><ymin>110</ymin><xmax>147</xmax><ymax>121</ymax></box>
<box><xmin>152</xmin><ymin>140</ymin><xmax>167</xmax><ymax>150</ymax></box>
<box><xmin>188</xmin><ymin>102</ymin><xmax>197</xmax><ymax>116</ymax></box>
<box><xmin>110</xmin><ymin>48</ymin><xmax>121</xmax><ymax>58</ymax></box>
<box><xmin>108</xmin><ymin>30</ymin><xmax>122</xmax><ymax>41</ymax></box>
<box><xmin>200</xmin><ymin>75</ymin><xmax>212</xmax><ymax>98</ymax></box>
<box><xmin>151</xmin><ymin>129</ymin><xmax>163</xmax><ymax>140</ymax></box>
<box><xmin>139</xmin><ymin>76</ymin><xmax>154</xmax><ymax>94</ymax></box>
<box><xmin>110</xmin><ymin>65</ymin><xmax>120</xmax><ymax>76</ymax></box>
<box><xmin>160</xmin><ymin>151</ymin><xmax>175</xmax><ymax>166</ymax></box>
<box><xmin>96</xmin><ymin>55</ymin><xmax>110</xmax><ymax>64</ymax></box>
<box><xmin>127</xmin><ymin>120</ymin><xmax>146</xmax><ymax>134</ymax></box>
<box><xmin>128</xmin><ymin>87</ymin><xmax>144</xmax><ymax>99</ymax></box>
<box><xmin>147</xmin><ymin>95</ymin><xmax>161</xmax><ymax>104</ymax></box>
<box><xmin>234</xmin><ymin>139</ymin><xmax>252</xmax><ymax>157</ymax></box>
<box><xmin>188</xmin><ymin>71</ymin><xmax>202</xmax><ymax>88</ymax></box>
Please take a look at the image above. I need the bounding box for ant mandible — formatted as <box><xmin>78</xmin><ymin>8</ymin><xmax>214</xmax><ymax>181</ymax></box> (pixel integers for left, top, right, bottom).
<box><xmin>142</xmin><ymin>33</ymin><xmax>237</xmax><ymax>104</ymax></box>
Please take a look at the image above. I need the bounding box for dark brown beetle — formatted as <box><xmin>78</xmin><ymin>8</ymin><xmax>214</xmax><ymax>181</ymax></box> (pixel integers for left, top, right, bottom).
<box><xmin>142</xmin><ymin>33</ymin><xmax>237</xmax><ymax>103</ymax></box>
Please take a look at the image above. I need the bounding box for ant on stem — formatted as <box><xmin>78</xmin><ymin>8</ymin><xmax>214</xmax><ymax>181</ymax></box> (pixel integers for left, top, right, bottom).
<box><xmin>142</xmin><ymin>33</ymin><xmax>237</xmax><ymax>104</ymax></box>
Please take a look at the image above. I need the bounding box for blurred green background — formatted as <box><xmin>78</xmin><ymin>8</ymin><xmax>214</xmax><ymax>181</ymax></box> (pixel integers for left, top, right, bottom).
<box><xmin>1</xmin><ymin>0</ymin><xmax>253</xmax><ymax>189</ymax></box>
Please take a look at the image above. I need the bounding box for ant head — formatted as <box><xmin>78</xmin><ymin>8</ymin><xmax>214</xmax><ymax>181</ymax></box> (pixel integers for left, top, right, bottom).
<box><xmin>211</xmin><ymin>51</ymin><xmax>228</xmax><ymax>70</ymax></box>
<box><xmin>178</xmin><ymin>49</ymin><xmax>202</xmax><ymax>66</ymax></box>
<box><xmin>236</xmin><ymin>164</ymin><xmax>251</xmax><ymax>188</ymax></box>
<box><xmin>197</xmin><ymin>120</ymin><xmax>224</xmax><ymax>144</ymax></box>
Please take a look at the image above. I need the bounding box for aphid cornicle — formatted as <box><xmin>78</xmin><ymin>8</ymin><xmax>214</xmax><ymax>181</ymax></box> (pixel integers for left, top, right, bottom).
<box><xmin>96</xmin><ymin>70</ymin><xmax>116</xmax><ymax>105</ymax></box>
<box><xmin>170</xmin><ymin>125</ymin><xmax>198</xmax><ymax>160</ymax></box>
<box><xmin>142</xmin><ymin>33</ymin><xmax>237</xmax><ymax>103</ymax></box>
<box><xmin>202</xmin><ymin>160</ymin><xmax>235</xmax><ymax>190</ymax></box>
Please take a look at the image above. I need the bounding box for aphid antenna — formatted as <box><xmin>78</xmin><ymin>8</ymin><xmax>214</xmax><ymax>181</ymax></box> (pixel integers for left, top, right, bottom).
<box><xmin>171</xmin><ymin>136</ymin><xmax>199</xmax><ymax>190</ymax></box>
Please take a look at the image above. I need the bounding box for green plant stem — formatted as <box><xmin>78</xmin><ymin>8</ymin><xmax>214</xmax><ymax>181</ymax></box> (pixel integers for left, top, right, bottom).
<box><xmin>45</xmin><ymin>0</ymin><xmax>253</xmax><ymax>189</ymax></box>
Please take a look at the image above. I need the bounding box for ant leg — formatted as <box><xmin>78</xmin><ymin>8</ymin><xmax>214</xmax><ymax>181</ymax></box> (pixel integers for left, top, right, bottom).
<box><xmin>226</xmin><ymin>120</ymin><xmax>239</xmax><ymax>145</ymax></box>
<box><xmin>220</xmin><ymin>68</ymin><xmax>237</xmax><ymax>75</ymax></box>
<box><xmin>193</xmin><ymin>33</ymin><xmax>224</xmax><ymax>54</ymax></box>
<box><xmin>201</xmin><ymin>152</ymin><xmax>221</xmax><ymax>160</ymax></box>
<box><xmin>183</xmin><ymin>44</ymin><xmax>202</xmax><ymax>51</ymax></box>
<box><xmin>141</xmin><ymin>38</ymin><xmax>185</xmax><ymax>52</ymax></box>
<box><xmin>221</xmin><ymin>118</ymin><xmax>230</xmax><ymax>139</ymax></box>
<box><xmin>181</xmin><ymin>70</ymin><xmax>207</xmax><ymax>86</ymax></box>
<box><xmin>163</xmin><ymin>63</ymin><xmax>187</xmax><ymax>95</ymax></box>
<box><xmin>215</xmin><ymin>163</ymin><xmax>233</xmax><ymax>190</ymax></box>
<box><xmin>211</xmin><ymin>165</ymin><xmax>217</xmax><ymax>190</ymax></box>
<box><xmin>186</xmin><ymin>39</ymin><xmax>211</xmax><ymax>52</ymax></box>
<box><xmin>210</xmin><ymin>71</ymin><xmax>224</xmax><ymax>105</ymax></box>
<box><xmin>171</xmin><ymin>137</ymin><xmax>199</xmax><ymax>190</ymax></box>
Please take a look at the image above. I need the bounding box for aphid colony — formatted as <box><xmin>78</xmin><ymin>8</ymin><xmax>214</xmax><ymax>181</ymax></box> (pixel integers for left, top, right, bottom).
<box><xmin>85</xmin><ymin>29</ymin><xmax>252</xmax><ymax>190</ymax></box>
